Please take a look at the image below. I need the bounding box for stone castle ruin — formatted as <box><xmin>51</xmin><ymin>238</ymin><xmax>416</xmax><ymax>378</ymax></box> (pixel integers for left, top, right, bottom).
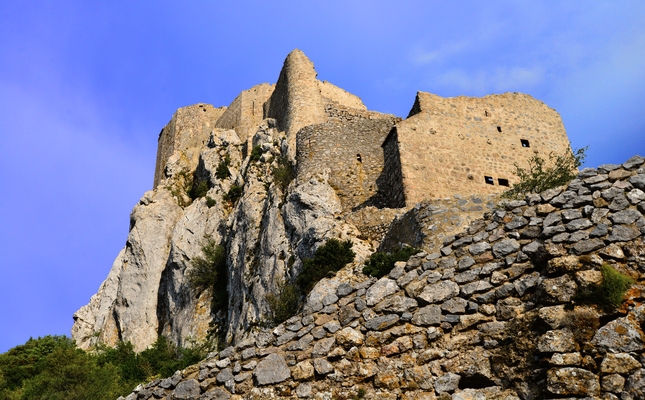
<box><xmin>153</xmin><ymin>49</ymin><xmax>570</xmax><ymax>219</ymax></box>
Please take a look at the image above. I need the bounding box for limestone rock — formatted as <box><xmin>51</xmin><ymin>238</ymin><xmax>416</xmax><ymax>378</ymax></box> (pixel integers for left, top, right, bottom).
<box><xmin>253</xmin><ymin>354</ymin><xmax>291</xmax><ymax>386</ymax></box>
<box><xmin>546</xmin><ymin>367</ymin><xmax>599</xmax><ymax>396</ymax></box>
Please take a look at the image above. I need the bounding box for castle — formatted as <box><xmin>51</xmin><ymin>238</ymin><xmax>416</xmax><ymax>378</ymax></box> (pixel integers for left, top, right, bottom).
<box><xmin>153</xmin><ymin>49</ymin><xmax>571</xmax><ymax>214</ymax></box>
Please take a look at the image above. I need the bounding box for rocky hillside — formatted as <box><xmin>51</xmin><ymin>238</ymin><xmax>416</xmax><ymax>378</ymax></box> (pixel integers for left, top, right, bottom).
<box><xmin>117</xmin><ymin>156</ymin><xmax>645</xmax><ymax>399</ymax></box>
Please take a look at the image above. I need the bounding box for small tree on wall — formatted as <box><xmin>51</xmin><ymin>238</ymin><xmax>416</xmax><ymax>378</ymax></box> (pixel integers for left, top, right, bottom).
<box><xmin>502</xmin><ymin>147</ymin><xmax>587</xmax><ymax>199</ymax></box>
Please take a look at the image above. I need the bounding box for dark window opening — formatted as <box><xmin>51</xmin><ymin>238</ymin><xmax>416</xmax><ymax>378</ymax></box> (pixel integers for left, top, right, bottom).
<box><xmin>498</xmin><ymin>178</ymin><xmax>510</xmax><ymax>187</ymax></box>
<box><xmin>521</xmin><ymin>139</ymin><xmax>530</xmax><ymax>147</ymax></box>
<box><xmin>496</xmin><ymin>126</ymin><xmax>502</xmax><ymax>133</ymax></box>
<box><xmin>485</xmin><ymin>176</ymin><xmax>494</xmax><ymax>185</ymax></box>
<box><xmin>484</xmin><ymin>110</ymin><xmax>489</xmax><ymax>117</ymax></box>
<box><xmin>459</xmin><ymin>374</ymin><xmax>495</xmax><ymax>389</ymax></box>
<box><xmin>356</xmin><ymin>153</ymin><xmax>362</xmax><ymax>163</ymax></box>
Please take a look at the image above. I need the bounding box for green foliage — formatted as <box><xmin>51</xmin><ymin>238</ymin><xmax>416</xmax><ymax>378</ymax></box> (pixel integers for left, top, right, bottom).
<box><xmin>502</xmin><ymin>147</ymin><xmax>587</xmax><ymax>199</ymax></box>
<box><xmin>266</xmin><ymin>280</ymin><xmax>301</xmax><ymax>325</ymax></box>
<box><xmin>215</xmin><ymin>154</ymin><xmax>231</xmax><ymax>180</ymax></box>
<box><xmin>249</xmin><ymin>145</ymin><xmax>263</xmax><ymax>162</ymax></box>
<box><xmin>576</xmin><ymin>264</ymin><xmax>634</xmax><ymax>310</ymax></box>
<box><xmin>223</xmin><ymin>185</ymin><xmax>243</xmax><ymax>205</ymax></box>
<box><xmin>0</xmin><ymin>335</ymin><xmax>208</xmax><ymax>400</ymax></box>
<box><xmin>205</xmin><ymin>196</ymin><xmax>216</xmax><ymax>208</ymax></box>
<box><xmin>362</xmin><ymin>246</ymin><xmax>420</xmax><ymax>278</ymax></box>
<box><xmin>187</xmin><ymin>234</ymin><xmax>228</xmax><ymax>311</ymax></box>
<box><xmin>296</xmin><ymin>239</ymin><xmax>355</xmax><ymax>294</ymax></box>
<box><xmin>599</xmin><ymin>264</ymin><xmax>635</xmax><ymax>309</ymax></box>
<box><xmin>272</xmin><ymin>155</ymin><xmax>295</xmax><ymax>192</ymax></box>
<box><xmin>190</xmin><ymin>180</ymin><xmax>209</xmax><ymax>200</ymax></box>
<box><xmin>166</xmin><ymin>169</ymin><xmax>194</xmax><ymax>207</ymax></box>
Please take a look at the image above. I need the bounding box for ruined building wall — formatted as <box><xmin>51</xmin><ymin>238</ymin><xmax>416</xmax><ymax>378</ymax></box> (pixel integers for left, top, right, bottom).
<box><xmin>153</xmin><ymin>103</ymin><xmax>225</xmax><ymax>188</ymax></box>
<box><xmin>386</xmin><ymin>91</ymin><xmax>571</xmax><ymax>206</ymax></box>
<box><xmin>214</xmin><ymin>83</ymin><xmax>274</xmax><ymax>143</ymax></box>
<box><xmin>296</xmin><ymin>117</ymin><xmax>399</xmax><ymax>213</ymax></box>
<box><xmin>317</xmin><ymin>80</ymin><xmax>366</xmax><ymax>111</ymax></box>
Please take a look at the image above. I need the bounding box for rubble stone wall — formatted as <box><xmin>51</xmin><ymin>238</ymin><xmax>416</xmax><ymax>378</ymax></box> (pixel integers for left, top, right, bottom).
<box><xmin>124</xmin><ymin>155</ymin><xmax>645</xmax><ymax>399</ymax></box>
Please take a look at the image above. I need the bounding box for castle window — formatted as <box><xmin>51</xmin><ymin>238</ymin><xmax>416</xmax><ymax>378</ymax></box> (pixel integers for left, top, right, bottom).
<box><xmin>521</xmin><ymin>139</ymin><xmax>530</xmax><ymax>147</ymax></box>
<box><xmin>485</xmin><ymin>110</ymin><xmax>489</xmax><ymax>117</ymax></box>
<box><xmin>356</xmin><ymin>154</ymin><xmax>362</xmax><ymax>163</ymax></box>
<box><xmin>498</xmin><ymin>178</ymin><xmax>510</xmax><ymax>187</ymax></box>
<box><xmin>497</xmin><ymin>126</ymin><xmax>502</xmax><ymax>133</ymax></box>
<box><xmin>484</xmin><ymin>176</ymin><xmax>494</xmax><ymax>185</ymax></box>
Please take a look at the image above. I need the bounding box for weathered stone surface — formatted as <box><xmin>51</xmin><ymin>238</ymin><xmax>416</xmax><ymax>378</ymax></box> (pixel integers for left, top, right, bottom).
<box><xmin>434</xmin><ymin>372</ymin><xmax>460</xmax><ymax>394</ymax></box>
<box><xmin>571</xmin><ymin>238</ymin><xmax>605</xmax><ymax>254</ymax></box>
<box><xmin>313</xmin><ymin>358</ymin><xmax>334</xmax><ymax>375</ymax></box>
<box><xmin>291</xmin><ymin>360</ymin><xmax>314</xmax><ymax>381</ymax></box>
<box><xmin>411</xmin><ymin>305</ymin><xmax>442</xmax><ymax>326</ymax></box>
<box><xmin>253</xmin><ymin>354</ymin><xmax>291</xmax><ymax>386</ymax></box>
<box><xmin>601</xmin><ymin>374</ymin><xmax>625</xmax><ymax>394</ymax></box>
<box><xmin>626</xmin><ymin>368</ymin><xmax>645</xmax><ymax>398</ymax></box>
<box><xmin>492</xmin><ymin>239</ymin><xmax>520</xmax><ymax>257</ymax></box>
<box><xmin>172</xmin><ymin>379</ymin><xmax>201</xmax><ymax>400</ymax></box>
<box><xmin>335</xmin><ymin>327</ymin><xmax>364</xmax><ymax>348</ymax></box>
<box><xmin>364</xmin><ymin>314</ymin><xmax>400</xmax><ymax>331</ymax></box>
<box><xmin>366</xmin><ymin>278</ymin><xmax>399</xmax><ymax>306</ymax></box>
<box><xmin>537</xmin><ymin>306</ymin><xmax>567</xmax><ymax>329</ymax></box>
<box><xmin>417</xmin><ymin>280</ymin><xmax>459</xmax><ymax>304</ymax></box>
<box><xmin>547</xmin><ymin>367</ymin><xmax>599</xmax><ymax>396</ymax></box>
<box><xmin>538</xmin><ymin>329</ymin><xmax>577</xmax><ymax>353</ymax></box>
<box><xmin>374</xmin><ymin>296</ymin><xmax>418</xmax><ymax>314</ymax></box>
<box><xmin>600</xmin><ymin>353</ymin><xmax>641</xmax><ymax>374</ymax></box>
<box><xmin>540</xmin><ymin>275</ymin><xmax>578</xmax><ymax>304</ymax></box>
<box><xmin>199</xmin><ymin>388</ymin><xmax>230</xmax><ymax>400</ymax></box>
<box><xmin>607</xmin><ymin>224</ymin><xmax>641</xmax><ymax>242</ymax></box>
<box><xmin>592</xmin><ymin>317</ymin><xmax>645</xmax><ymax>353</ymax></box>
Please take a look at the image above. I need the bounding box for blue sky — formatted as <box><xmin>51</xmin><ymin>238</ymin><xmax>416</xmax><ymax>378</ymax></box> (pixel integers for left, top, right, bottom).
<box><xmin>1</xmin><ymin>1</ymin><xmax>644</xmax><ymax>353</ymax></box>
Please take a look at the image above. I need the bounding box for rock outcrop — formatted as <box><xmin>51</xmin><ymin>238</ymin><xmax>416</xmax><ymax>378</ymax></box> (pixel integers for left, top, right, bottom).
<box><xmin>119</xmin><ymin>155</ymin><xmax>645</xmax><ymax>399</ymax></box>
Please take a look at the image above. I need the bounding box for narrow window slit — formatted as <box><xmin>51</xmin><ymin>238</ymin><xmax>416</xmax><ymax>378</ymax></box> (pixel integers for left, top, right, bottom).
<box><xmin>498</xmin><ymin>178</ymin><xmax>509</xmax><ymax>187</ymax></box>
<box><xmin>496</xmin><ymin>126</ymin><xmax>502</xmax><ymax>133</ymax></box>
<box><xmin>484</xmin><ymin>176</ymin><xmax>494</xmax><ymax>185</ymax></box>
<box><xmin>521</xmin><ymin>139</ymin><xmax>530</xmax><ymax>147</ymax></box>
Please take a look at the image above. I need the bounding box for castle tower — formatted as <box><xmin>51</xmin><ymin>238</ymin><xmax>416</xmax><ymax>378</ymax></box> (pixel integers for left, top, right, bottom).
<box><xmin>265</xmin><ymin>49</ymin><xmax>327</xmax><ymax>140</ymax></box>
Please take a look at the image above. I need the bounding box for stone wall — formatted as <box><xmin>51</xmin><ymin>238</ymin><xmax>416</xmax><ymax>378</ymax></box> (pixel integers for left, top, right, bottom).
<box><xmin>153</xmin><ymin>103</ymin><xmax>226</xmax><ymax>188</ymax></box>
<box><xmin>215</xmin><ymin>83</ymin><xmax>275</xmax><ymax>143</ymax></box>
<box><xmin>386</xmin><ymin>91</ymin><xmax>571</xmax><ymax>206</ymax></box>
<box><xmin>295</xmin><ymin>117</ymin><xmax>399</xmax><ymax>213</ymax></box>
<box><xmin>121</xmin><ymin>155</ymin><xmax>645</xmax><ymax>399</ymax></box>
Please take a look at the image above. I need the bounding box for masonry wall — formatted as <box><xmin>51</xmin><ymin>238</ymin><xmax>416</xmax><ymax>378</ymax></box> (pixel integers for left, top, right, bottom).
<box><xmin>296</xmin><ymin>117</ymin><xmax>399</xmax><ymax>213</ymax></box>
<box><xmin>390</xmin><ymin>91</ymin><xmax>571</xmax><ymax>206</ymax></box>
<box><xmin>153</xmin><ymin>103</ymin><xmax>225</xmax><ymax>188</ymax></box>
<box><xmin>215</xmin><ymin>83</ymin><xmax>274</xmax><ymax>143</ymax></box>
<box><xmin>317</xmin><ymin>80</ymin><xmax>366</xmax><ymax>111</ymax></box>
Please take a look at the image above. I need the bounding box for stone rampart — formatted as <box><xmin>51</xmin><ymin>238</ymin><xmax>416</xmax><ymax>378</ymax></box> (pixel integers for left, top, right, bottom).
<box><xmin>296</xmin><ymin>117</ymin><xmax>399</xmax><ymax>213</ymax></box>
<box><xmin>121</xmin><ymin>155</ymin><xmax>645</xmax><ymax>400</ymax></box>
<box><xmin>385</xmin><ymin>91</ymin><xmax>571</xmax><ymax>206</ymax></box>
<box><xmin>153</xmin><ymin>103</ymin><xmax>226</xmax><ymax>188</ymax></box>
<box><xmin>215</xmin><ymin>83</ymin><xmax>274</xmax><ymax>143</ymax></box>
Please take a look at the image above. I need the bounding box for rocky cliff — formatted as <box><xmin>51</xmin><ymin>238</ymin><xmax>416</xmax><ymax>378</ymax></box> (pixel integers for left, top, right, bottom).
<box><xmin>72</xmin><ymin>49</ymin><xmax>645</xmax><ymax>399</ymax></box>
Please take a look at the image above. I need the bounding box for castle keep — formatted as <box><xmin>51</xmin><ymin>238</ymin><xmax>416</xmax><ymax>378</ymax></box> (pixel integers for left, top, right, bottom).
<box><xmin>153</xmin><ymin>49</ymin><xmax>571</xmax><ymax>213</ymax></box>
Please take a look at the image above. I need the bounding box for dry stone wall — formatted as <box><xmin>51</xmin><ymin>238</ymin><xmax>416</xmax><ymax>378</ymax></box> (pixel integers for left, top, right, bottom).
<box><xmin>121</xmin><ymin>156</ymin><xmax>645</xmax><ymax>399</ymax></box>
<box><xmin>385</xmin><ymin>91</ymin><xmax>571</xmax><ymax>206</ymax></box>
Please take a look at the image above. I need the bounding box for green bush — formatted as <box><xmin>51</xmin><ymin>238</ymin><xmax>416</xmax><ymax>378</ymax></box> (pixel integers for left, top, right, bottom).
<box><xmin>190</xmin><ymin>180</ymin><xmax>209</xmax><ymax>200</ymax></box>
<box><xmin>266</xmin><ymin>280</ymin><xmax>301</xmax><ymax>325</ymax></box>
<box><xmin>249</xmin><ymin>145</ymin><xmax>262</xmax><ymax>162</ymax></box>
<box><xmin>272</xmin><ymin>156</ymin><xmax>295</xmax><ymax>192</ymax></box>
<box><xmin>296</xmin><ymin>238</ymin><xmax>355</xmax><ymax>294</ymax></box>
<box><xmin>223</xmin><ymin>185</ymin><xmax>243</xmax><ymax>205</ymax></box>
<box><xmin>575</xmin><ymin>264</ymin><xmax>634</xmax><ymax>310</ymax></box>
<box><xmin>205</xmin><ymin>196</ymin><xmax>216</xmax><ymax>208</ymax></box>
<box><xmin>362</xmin><ymin>246</ymin><xmax>420</xmax><ymax>278</ymax></box>
<box><xmin>599</xmin><ymin>264</ymin><xmax>634</xmax><ymax>309</ymax></box>
<box><xmin>502</xmin><ymin>147</ymin><xmax>587</xmax><ymax>199</ymax></box>
<box><xmin>215</xmin><ymin>155</ymin><xmax>231</xmax><ymax>180</ymax></box>
<box><xmin>187</xmin><ymin>235</ymin><xmax>228</xmax><ymax>311</ymax></box>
